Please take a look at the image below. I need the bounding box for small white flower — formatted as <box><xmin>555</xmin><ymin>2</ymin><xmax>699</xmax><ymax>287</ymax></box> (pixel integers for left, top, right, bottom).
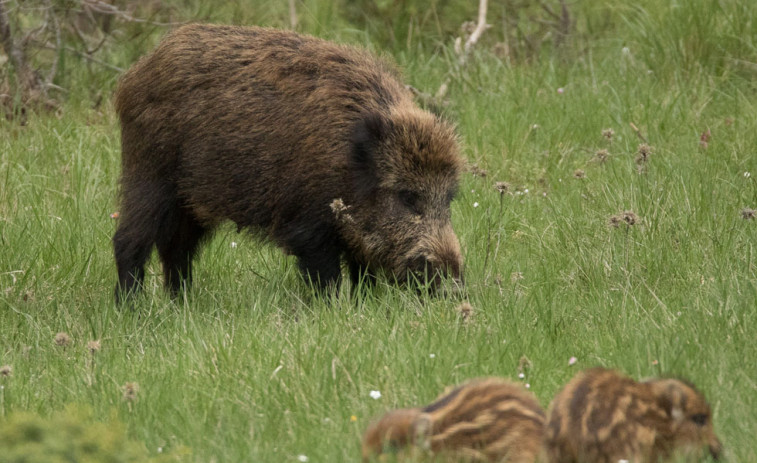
<box><xmin>471</xmin><ymin>189</ymin><xmax>475</xmax><ymax>193</ymax></box>
<box><xmin>524</xmin><ymin>189</ymin><xmax>529</xmax><ymax>193</ymax></box>
<box><xmin>369</xmin><ymin>390</ymin><xmax>382</xmax><ymax>400</ymax></box>
<box><xmin>531</xmin><ymin>124</ymin><xmax>540</xmax><ymax>130</ymax></box>
<box><xmin>298</xmin><ymin>455</ymin><xmax>309</xmax><ymax>462</ymax></box>
<box><xmin>429</xmin><ymin>353</ymin><xmax>436</xmax><ymax>359</ymax></box>
<box><xmin>157</xmin><ymin>447</ymin><xmax>163</xmax><ymax>453</ymax></box>
<box><xmin>557</xmin><ymin>87</ymin><xmax>564</xmax><ymax>94</ymax></box>
<box><xmin>745</xmin><ymin>172</ymin><xmax>751</xmax><ymax>178</ymax></box>
<box><xmin>473</xmin><ymin>202</ymin><xmax>479</xmax><ymax>208</ymax></box>
<box><xmin>525</xmin><ymin>383</ymin><xmax>531</xmax><ymax>389</ymax></box>
<box><xmin>619</xmin><ymin>460</ymin><xmax>630</xmax><ymax>463</ymax></box>
<box><xmin>568</xmin><ymin>356</ymin><xmax>578</xmax><ymax>366</ymax></box>
<box><xmin>230</xmin><ymin>242</ymin><xmax>238</xmax><ymax>248</ymax></box>
<box><xmin>622</xmin><ymin>47</ymin><xmax>630</xmax><ymax>55</ymax></box>
<box><xmin>518</xmin><ymin>373</ymin><xmax>525</xmax><ymax>379</ymax></box>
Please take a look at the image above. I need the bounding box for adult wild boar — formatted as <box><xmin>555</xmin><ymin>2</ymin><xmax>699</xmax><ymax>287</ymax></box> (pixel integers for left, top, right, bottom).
<box><xmin>113</xmin><ymin>24</ymin><xmax>464</xmax><ymax>302</ymax></box>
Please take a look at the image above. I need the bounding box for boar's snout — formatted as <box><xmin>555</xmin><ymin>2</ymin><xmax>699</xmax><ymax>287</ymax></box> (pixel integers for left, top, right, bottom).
<box><xmin>406</xmin><ymin>224</ymin><xmax>464</xmax><ymax>291</ymax></box>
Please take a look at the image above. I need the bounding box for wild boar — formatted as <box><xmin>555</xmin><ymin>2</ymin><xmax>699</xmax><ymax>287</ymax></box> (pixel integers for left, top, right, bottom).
<box><xmin>112</xmin><ymin>24</ymin><xmax>464</xmax><ymax>301</ymax></box>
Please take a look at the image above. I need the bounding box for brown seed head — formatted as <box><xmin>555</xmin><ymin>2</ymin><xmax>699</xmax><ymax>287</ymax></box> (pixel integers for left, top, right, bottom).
<box><xmin>741</xmin><ymin>208</ymin><xmax>756</xmax><ymax>220</ymax></box>
<box><xmin>362</xmin><ymin>378</ymin><xmax>545</xmax><ymax>462</ymax></box>
<box><xmin>0</xmin><ymin>365</ymin><xmax>11</xmax><ymax>378</ymax></box>
<box><xmin>87</xmin><ymin>340</ymin><xmax>101</xmax><ymax>354</ymax></box>
<box><xmin>699</xmin><ymin>129</ymin><xmax>711</xmax><ymax>149</ymax></box>
<box><xmin>517</xmin><ymin>355</ymin><xmax>532</xmax><ymax>374</ymax></box>
<box><xmin>455</xmin><ymin>301</ymin><xmax>474</xmax><ymax>321</ymax></box>
<box><xmin>636</xmin><ymin>144</ymin><xmax>653</xmax><ymax>164</ymax></box>
<box><xmin>460</xmin><ymin>20</ymin><xmax>477</xmax><ymax>36</ymax></box>
<box><xmin>573</xmin><ymin>169</ymin><xmax>586</xmax><ymax>179</ymax></box>
<box><xmin>330</xmin><ymin>198</ymin><xmax>348</xmax><ymax>214</ymax></box>
<box><xmin>622</xmin><ymin>210</ymin><xmax>639</xmax><ymax>226</ymax></box>
<box><xmin>494</xmin><ymin>181</ymin><xmax>511</xmax><ymax>195</ymax></box>
<box><xmin>122</xmin><ymin>382</ymin><xmax>139</xmax><ymax>402</ymax></box>
<box><xmin>544</xmin><ymin>368</ymin><xmax>722</xmax><ymax>463</ymax></box>
<box><xmin>609</xmin><ymin>211</ymin><xmax>639</xmax><ymax>228</ymax></box>
<box><xmin>54</xmin><ymin>332</ymin><xmax>71</xmax><ymax>347</ymax></box>
<box><xmin>601</xmin><ymin>128</ymin><xmax>615</xmax><ymax>141</ymax></box>
<box><xmin>594</xmin><ymin>149</ymin><xmax>609</xmax><ymax>163</ymax></box>
<box><xmin>329</xmin><ymin>198</ymin><xmax>354</xmax><ymax>224</ymax></box>
<box><xmin>492</xmin><ymin>42</ymin><xmax>509</xmax><ymax>59</ymax></box>
<box><xmin>468</xmin><ymin>163</ymin><xmax>488</xmax><ymax>178</ymax></box>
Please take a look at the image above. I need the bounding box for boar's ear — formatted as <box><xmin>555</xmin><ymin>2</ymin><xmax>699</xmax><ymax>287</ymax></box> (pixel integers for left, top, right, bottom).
<box><xmin>350</xmin><ymin>112</ymin><xmax>391</xmax><ymax>196</ymax></box>
<box><xmin>351</xmin><ymin>112</ymin><xmax>391</xmax><ymax>165</ymax></box>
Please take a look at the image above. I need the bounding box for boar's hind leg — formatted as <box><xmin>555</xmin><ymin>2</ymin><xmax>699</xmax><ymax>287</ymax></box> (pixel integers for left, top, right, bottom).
<box><xmin>155</xmin><ymin>208</ymin><xmax>209</xmax><ymax>298</ymax></box>
<box><xmin>113</xmin><ymin>180</ymin><xmax>195</xmax><ymax>303</ymax></box>
<box><xmin>113</xmin><ymin>207</ymin><xmax>157</xmax><ymax>304</ymax></box>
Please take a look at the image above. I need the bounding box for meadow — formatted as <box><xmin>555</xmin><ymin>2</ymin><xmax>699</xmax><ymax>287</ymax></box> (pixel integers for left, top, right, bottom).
<box><xmin>1</xmin><ymin>0</ymin><xmax>756</xmax><ymax>461</ymax></box>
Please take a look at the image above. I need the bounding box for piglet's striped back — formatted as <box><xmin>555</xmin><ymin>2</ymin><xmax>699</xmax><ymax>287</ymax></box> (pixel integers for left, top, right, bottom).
<box><xmin>362</xmin><ymin>378</ymin><xmax>545</xmax><ymax>462</ymax></box>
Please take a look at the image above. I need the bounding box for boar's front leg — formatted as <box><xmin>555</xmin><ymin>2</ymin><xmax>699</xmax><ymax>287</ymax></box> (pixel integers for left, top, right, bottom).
<box><xmin>348</xmin><ymin>258</ymin><xmax>376</xmax><ymax>291</ymax></box>
<box><xmin>296</xmin><ymin>245</ymin><xmax>342</xmax><ymax>293</ymax></box>
<box><xmin>285</xmin><ymin>222</ymin><xmax>343</xmax><ymax>294</ymax></box>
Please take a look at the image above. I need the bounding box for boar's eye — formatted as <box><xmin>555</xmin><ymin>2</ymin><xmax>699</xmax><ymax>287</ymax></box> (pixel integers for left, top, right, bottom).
<box><xmin>398</xmin><ymin>190</ymin><xmax>422</xmax><ymax>214</ymax></box>
<box><xmin>691</xmin><ymin>414</ymin><xmax>708</xmax><ymax>426</ymax></box>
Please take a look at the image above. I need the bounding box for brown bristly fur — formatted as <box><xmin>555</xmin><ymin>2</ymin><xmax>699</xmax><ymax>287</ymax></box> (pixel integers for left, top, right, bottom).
<box><xmin>112</xmin><ymin>24</ymin><xmax>464</xmax><ymax>302</ymax></box>
<box><xmin>362</xmin><ymin>378</ymin><xmax>545</xmax><ymax>462</ymax></box>
<box><xmin>543</xmin><ymin>368</ymin><xmax>722</xmax><ymax>463</ymax></box>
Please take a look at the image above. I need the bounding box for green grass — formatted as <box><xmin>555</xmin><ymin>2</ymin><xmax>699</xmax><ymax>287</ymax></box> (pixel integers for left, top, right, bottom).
<box><xmin>1</xmin><ymin>1</ymin><xmax>756</xmax><ymax>461</ymax></box>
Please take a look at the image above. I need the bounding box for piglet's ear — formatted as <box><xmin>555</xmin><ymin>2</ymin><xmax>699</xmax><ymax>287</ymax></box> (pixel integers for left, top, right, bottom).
<box><xmin>653</xmin><ymin>381</ymin><xmax>685</xmax><ymax>422</ymax></box>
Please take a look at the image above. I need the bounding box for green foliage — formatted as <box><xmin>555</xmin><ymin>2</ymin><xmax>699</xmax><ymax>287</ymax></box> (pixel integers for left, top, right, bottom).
<box><xmin>613</xmin><ymin>0</ymin><xmax>757</xmax><ymax>79</ymax></box>
<box><xmin>1</xmin><ymin>0</ymin><xmax>756</xmax><ymax>462</ymax></box>
<box><xmin>0</xmin><ymin>406</ymin><xmax>189</xmax><ymax>462</ymax></box>
<box><xmin>341</xmin><ymin>0</ymin><xmax>473</xmax><ymax>49</ymax></box>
